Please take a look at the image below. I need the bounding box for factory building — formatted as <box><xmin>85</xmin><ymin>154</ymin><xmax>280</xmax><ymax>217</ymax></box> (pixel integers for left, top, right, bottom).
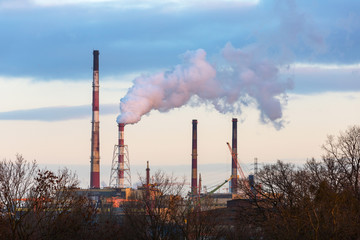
<box><xmin>84</xmin><ymin>50</ymin><xmax>258</xmax><ymax>214</ymax></box>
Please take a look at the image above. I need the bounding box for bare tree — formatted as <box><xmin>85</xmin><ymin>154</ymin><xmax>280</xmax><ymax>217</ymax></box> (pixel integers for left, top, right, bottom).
<box><xmin>321</xmin><ymin>125</ymin><xmax>360</xmax><ymax>197</ymax></box>
<box><xmin>0</xmin><ymin>155</ymin><xmax>96</xmax><ymax>240</ymax></box>
<box><xmin>122</xmin><ymin>170</ymin><xmax>225</xmax><ymax>240</ymax></box>
<box><xmin>0</xmin><ymin>154</ymin><xmax>38</xmax><ymax>240</ymax></box>
<box><xmin>172</xmin><ymin>192</ymin><xmax>227</xmax><ymax>240</ymax></box>
<box><xmin>233</xmin><ymin>126</ymin><xmax>360</xmax><ymax>240</ymax></box>
<box><xmin>29</xmin><ymin>169</ymin><xmax>95</xmax><ymax>240</ymax></box>
<box><xmin>122</xmin><ymin>170</ymin><xmax>185</xmax><ymax>240</ymax></box>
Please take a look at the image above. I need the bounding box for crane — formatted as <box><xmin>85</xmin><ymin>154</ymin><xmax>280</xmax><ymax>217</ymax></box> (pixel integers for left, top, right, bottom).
<box><xmin>226</xmin><ymin>142</ymin><xmax>247</xmax><ymax>180</ymax></box>
<box><xmin>226</xmin><ymin>142</ymin><xmax>255</xmax><ymax>197</ymax></box>
<box><xmin>206</xmin><ymin>176</ymin><xmax>232</xmax><ymax>195</ymax></box>
<box><xmin>196</xmin><ymin>176</ymin><xmax>232</xmax><ymax>209</ymax></box>
<box><xmin>201</xmin><ymin>142</ymin><xmax>248</xmax><ymax>198</ymax></box>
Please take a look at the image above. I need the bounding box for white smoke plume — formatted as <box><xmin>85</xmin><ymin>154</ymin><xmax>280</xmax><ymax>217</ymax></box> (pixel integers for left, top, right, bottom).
<box><xmin>117</xmin><ymin>42</ymin><xmax>293</xmax><ymax>129</ymax></box>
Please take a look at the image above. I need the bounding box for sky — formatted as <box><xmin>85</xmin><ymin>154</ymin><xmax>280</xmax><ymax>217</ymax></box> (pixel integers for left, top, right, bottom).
<box><xmin>1</xmin><ymin>0</ymin><xmax>360</xmax><ymax>189</ymax></box>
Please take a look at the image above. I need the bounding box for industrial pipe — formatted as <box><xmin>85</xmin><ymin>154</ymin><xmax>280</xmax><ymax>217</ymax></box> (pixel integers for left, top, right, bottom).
<box><xmin>231</xmin><ymin>118</ymin><xmax>238</xmax><ymax>193</ymax></box>
<box><xmin>191</xmin><ymin>119</ymin><xmax>198</xmax><ymax>195</ymax></box>
<box><xmin>118</xmin><ymin>123</ymin><xmax>125</xmax><ymax>188</ymax></box>
<box><xmin>90</xmin><ymin>50</ymin><xmax>100</xmax><ymax>189</ymax></box>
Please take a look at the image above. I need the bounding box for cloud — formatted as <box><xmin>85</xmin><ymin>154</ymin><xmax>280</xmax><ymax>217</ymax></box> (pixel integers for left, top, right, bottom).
<box><xmin>0</xmin><ymin>0</ymin><xmax>359</xmax><ymax>96</ymax></box>
<box><xmin>286</xmin><ymin>63</ymin><xmax>360</xmax><ymax>93</ymax></box>
<box><xmin>0</xmin><ymin>4</ymin><xmax>257</xmax><ymax>79</ymax></box>
<box><xmin>1</xmin><ymin>0</ymin><xmax>259</xmax><ymax>9</ymax></box>
<box><xmin>0</xmin><ymin>0</ymin><xmax>32</xmax><ymax>8</ymax></box>
<box><xmin>0</xmin><ymin>104</ymin><xmax>117</xmax><ymax>121</ymax></box>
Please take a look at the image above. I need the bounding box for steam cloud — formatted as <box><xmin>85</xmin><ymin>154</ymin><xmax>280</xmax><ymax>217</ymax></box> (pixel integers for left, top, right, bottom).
<box><xmin>115</xmin><ymin>0</ymin><xmax>327</xmax><ymax>129</ymax></box>
<box><xmin>117</xmin><ymin>43</ymin><xmax>293</xmax><ymax>129</ymax></box>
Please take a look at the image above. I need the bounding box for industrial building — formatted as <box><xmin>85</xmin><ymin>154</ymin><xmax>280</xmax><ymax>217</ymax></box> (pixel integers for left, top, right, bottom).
<box><xmin>84</xmin><ymin>50</ymin><xmax>259</xmax><ymax>215</ymax></box>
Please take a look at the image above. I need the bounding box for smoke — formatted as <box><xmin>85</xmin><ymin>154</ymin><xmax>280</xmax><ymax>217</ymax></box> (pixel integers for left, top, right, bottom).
<box><xmin>117</xmin><ymin>43</ymin><xmax>293</xmax><ymax>129</ymax></box>
<box><xmin>117</xmin><ymin>49</ymin><xmax>217</xmax><ymax>124</ymax></box>
<box><xmin>116</xmin><ymin>0</ymin><xmax>327</xmax><ymax>129</ymax></box>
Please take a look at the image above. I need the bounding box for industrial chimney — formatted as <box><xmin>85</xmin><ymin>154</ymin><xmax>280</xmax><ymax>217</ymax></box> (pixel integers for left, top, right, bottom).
<box><xmin>146</xmin><ymin>161</ymin><xmax>150</xmax><ymax>200</ymax></box>
<box><xmin>199</xmin><ymin>173</ymin><xmax>202</xmax><ymax>196</ymax></box>
<box><xmin>191</xmin><ymin>119</ymin><xmax>198</xmax><ymax>195</ymax></box>
<box><xmin>118</xmin><ymin>123</ymin><xmax>125</xmax><ymax>188</ymax></box>
<box><xmin>146</xmin><ymin>161</ymin><xmax>150</xmax><ymax>188</ymax></box>
<box><xmin>231</xmin><ymin>118</ymin><xmax>238</xmax><ymax>193</ymax></box>
<box><xmin>90</xmin><ymin>50</ymin><xmax>100</xmax><ymax>189</ymax></box>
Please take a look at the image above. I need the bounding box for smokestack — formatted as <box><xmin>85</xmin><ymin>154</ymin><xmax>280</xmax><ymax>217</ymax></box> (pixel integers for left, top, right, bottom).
<box><xmin>191</xmin><ymin>119</ymin><xmax>198</xmax><ymax>195</ymax></box>
<box><xmin>231</xmin><ymin>118</ymin><xmax>238</xmax><ymax>193</ymax></box>
<box><xmin>146</xmin><ymin>161</ymin><xmax>150</xmax><ymax>199</ymax></box>
<box><xmin>90</xmin><ymin>50</ymin><xmax>100</xmax><ymax>189</ymax></box>
<box><xmin>118</xmin><ymin>123</ymin><xmax>125</xmax><ymax>188</ymax></box>
<box><xmin>146</xmin><ymin>161</ymin><xmax>150</xmax><ymax>188</ymax></box>
<box><xmin>199</xmin><ymin>173</ymin><xmax>202</xmax><ymax>196</ymax></box>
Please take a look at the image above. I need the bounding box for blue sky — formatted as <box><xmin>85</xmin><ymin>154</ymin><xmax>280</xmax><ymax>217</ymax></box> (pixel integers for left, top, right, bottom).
<box><xmin>1</xmin><ymin>0</ymin><xmax>359</xmax><ymax>80</ymax></box>
<box><xmin>1</xmin><ymin>0</ymin><xmax>360</xmax><ymax>188</ymax></box>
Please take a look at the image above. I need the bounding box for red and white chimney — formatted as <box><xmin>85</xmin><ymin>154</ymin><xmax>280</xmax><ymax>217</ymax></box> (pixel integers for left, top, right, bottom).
<box><xmin>90</xmin><ymin>50</ymin><xmax>100</xmax><ymax>189</ymax></box>
<box><xmin>231</xmin><ymin>118</ymin><xmax>238</xmax><ymax>193</ymax></box>
<box><xmin>191</xmin><ymin>119</ymin><xmax>198</xmax><ymax>195</ymax></box>
<box><xmin>118</xmin><ymin>123</ymin><xmax>125</xmax><ymax>188</ymax></box>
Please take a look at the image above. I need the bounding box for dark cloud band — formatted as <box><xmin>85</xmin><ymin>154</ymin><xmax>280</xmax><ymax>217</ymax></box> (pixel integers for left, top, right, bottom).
<box><xmin>0</xmin><ymin>104</ymin><xmax>117</xmax><ymax>121</ymax></box>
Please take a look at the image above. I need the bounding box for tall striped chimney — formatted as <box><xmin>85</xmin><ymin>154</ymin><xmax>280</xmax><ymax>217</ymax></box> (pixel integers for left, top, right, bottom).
<box><xmin>191</xmin><ymin>119</ymin><xmax>198</xmax><ymax>195</ymax></box>
<box><xmin>146</xmin><ymin>161</ymin><xmax>150</xmax><ymax>200</ymax></box>
<box><xmin>199</xmin><ymin>173</ymin><xmax>202</xmax><ymax>196</ymax></box>
<box><xmin>118</xmin><ymin>123</ymin><xmax>125</xmax><ymax>188</ymax></box>
<box><xmin>231</xmin><ymin>118</ymin><xmax>238</xmax><ymax>193</ymax></box>
<box><xmin>146</xmin><ymin>161</ymin><xmax>150</xmax><ymax>188</ymax></box>
<box><xmin>90</xmin><ymin>50</ymin><xmax>100</xmax><ymax>189</ymax></box>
